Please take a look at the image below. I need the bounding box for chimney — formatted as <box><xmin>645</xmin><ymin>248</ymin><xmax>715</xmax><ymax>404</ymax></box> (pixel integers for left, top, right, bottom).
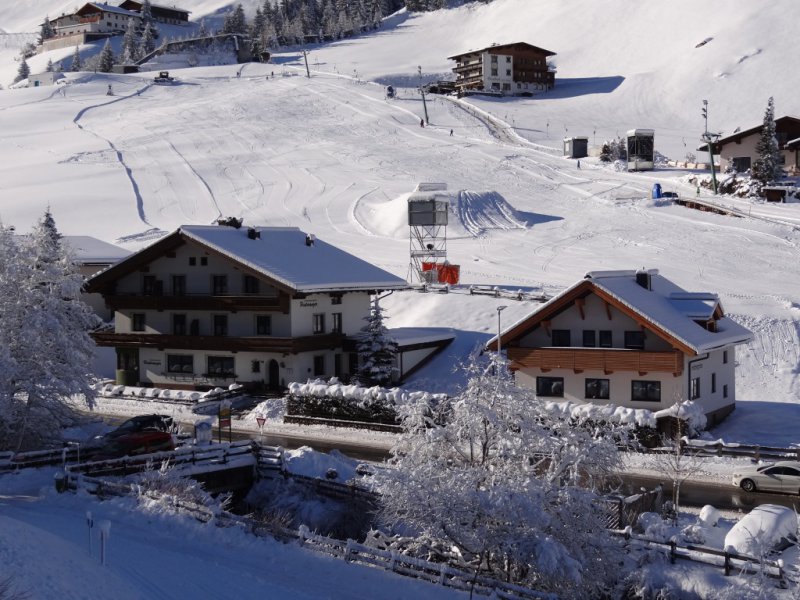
<box><xmin>247</xmin><ymin>227</ymin><xmax>260</xmax><ymax>240</ymax></box>
<box><xmin>305</xmin><ymin>234</ymin><xmax>315</xmax><ymax>247</ymax></box>
<box><xmin>635</xmin><ymin>269</ymin><xmax>651</xmax><ymax>290</ymax></box>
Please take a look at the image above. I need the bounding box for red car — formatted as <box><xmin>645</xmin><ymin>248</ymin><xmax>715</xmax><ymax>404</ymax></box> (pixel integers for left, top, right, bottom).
<box><xmin>90</xmin><ymin>430</ymin><xmax>175</xmax><ymax>461</ymax></box>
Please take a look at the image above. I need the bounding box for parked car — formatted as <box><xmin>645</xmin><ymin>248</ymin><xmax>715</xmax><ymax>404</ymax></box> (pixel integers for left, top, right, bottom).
<box><xmin>732</xmin><ymin>461</ymin><xmax>800</xmax><ymax>494</ymax></box>
<box><xmin>661</xmin><ymin>191</ymin><xmax>679</xmax><ymax>200</ymax></box>
<box><xmin>89</xmin><ymin>430</ymin><xmax>176</xmax><ymax>462</ymax></box>
<box><xmin>85</xmin><ymin>414</ymin><xmax>175</xmax><ymax>452</ymax></box>
<box><xmin>724</xmin><ymin>504</ymin><xmax>797</xmax><ymax>556</ymax></box>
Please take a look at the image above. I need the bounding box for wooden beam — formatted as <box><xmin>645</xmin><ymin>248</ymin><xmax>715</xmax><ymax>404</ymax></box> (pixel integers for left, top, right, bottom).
<box><xmin>604</xmin><ymin>301</ymin><xmax>613</xmax><ymax>321</ymax></box>
<box><xmin>541</xmin><ymin>320</ymin><xmax>551</xmax><ymax>336</ymax></box>
<box><xmin>576</xmin><ymin>297</ymin><xmax>586</xmax><ymax>320</ymax></box>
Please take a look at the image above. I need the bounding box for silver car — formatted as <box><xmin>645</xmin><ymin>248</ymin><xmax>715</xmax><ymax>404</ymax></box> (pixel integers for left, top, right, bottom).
<box><xmin>733</xmin><ymin>461</ymin><xmax>800</xmax><ymax>494</ymax></box>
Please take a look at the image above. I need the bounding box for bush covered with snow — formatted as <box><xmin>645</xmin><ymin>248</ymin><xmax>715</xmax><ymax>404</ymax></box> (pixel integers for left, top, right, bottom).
<box><xmin>286</xmin><ymin>379</ymin><xmax>447</xmax><ymax>426</ymax></box>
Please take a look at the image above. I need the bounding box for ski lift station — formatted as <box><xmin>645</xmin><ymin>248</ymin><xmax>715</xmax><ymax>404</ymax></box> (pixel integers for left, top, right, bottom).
<box><xmin>627</xmin><ymin>129</ymin><xmax>655</xmax><ymax>171</ymax></box>
<box><xmin>408</xmin><ymin>183</ymin><xmax>459</xmax><ymax>285</ymax></box>
<box><xmin>563</xmin><ymin>136</ymin><xmax>588</xmax><ymax>159</ymax></box>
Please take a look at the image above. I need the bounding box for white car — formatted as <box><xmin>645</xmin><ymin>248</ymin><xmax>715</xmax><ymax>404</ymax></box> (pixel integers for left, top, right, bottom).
<box><xmin>733</xmin><ymin>461</ymin><xmax>800</xmax><ymax>494</ymax></box>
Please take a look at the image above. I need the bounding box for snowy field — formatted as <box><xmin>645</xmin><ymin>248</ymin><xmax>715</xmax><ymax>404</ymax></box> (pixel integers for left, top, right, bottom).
<box><xmin>3</xmin><ymin>1</ymin><xmax>800</xmax><ymax>596</ymax></box>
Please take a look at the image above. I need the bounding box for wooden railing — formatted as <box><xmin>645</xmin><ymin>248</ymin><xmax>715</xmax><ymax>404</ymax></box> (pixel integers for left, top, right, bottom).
<box><xmin>91</xmin><ymin>331</ymin><xmax>345</xmax><ymax>353</ymax></box>
<box><xmin>507</xmin><ymin>347</ymin><xmax>684</xmax><ymax>375</ymax></box>
<box><xmin>104</xmin><ymin>293</ymin><xmax>288</xmax><ymax>312</ymax></box>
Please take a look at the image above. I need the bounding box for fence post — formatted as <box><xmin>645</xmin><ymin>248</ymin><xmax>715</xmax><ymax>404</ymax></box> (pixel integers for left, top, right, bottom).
<box><xmin>724</xmin><ymin>552</ymin><xmax>731</xmax><ymax>576</ymax></box>
<box><xmin>754</xmin><ymin>446</ymin><xmax>760</xmax><ymax>462</ymax></box>
<box><xmin>439</xmin><ymin>563</ymin><xmax>447</xmax><ymax>585</ymax></box>
<box><xmin>345</xmin><ymin>539</ymin><xmax>354</xmax><ymax>563</ymax></box>
<box><xmin>669</xmin><ymin>540</ymin><xmax>676</xmax><ymax>564</ymax></box>
<box><xmin>298</xmin><ymin>524</ymin><xmax>308</xmax><ymax>544</ymax></box>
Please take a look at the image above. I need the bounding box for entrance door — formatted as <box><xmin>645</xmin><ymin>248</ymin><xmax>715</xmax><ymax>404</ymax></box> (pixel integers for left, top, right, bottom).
<box><xmin>116</xmin><ymin>348</ymin><xmax>139</xmax><ymax>385</ymax></box>
<box><xmin>268</xmin><ymin>359</ymin><xmax>280</xmax><ymax>389</ymax></box>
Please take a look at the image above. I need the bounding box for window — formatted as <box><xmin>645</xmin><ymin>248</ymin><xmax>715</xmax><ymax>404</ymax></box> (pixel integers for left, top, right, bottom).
<box><xmin>142</xmin><ymin>274</ymin><xmax>159</xmax><ymax>295</ymax></box>
<box><xmin>313</xmin><ymin>355</ymin><xmax>325</xmax><ymax>376</ymax></box>
<box><xmin>172</xmin><ymin>275</ymin><xmax>186</xmax><ymax>296</ymax></box>
<box><xmin>167</xmin><ymin>354</ymin><xmax>193</xmax><ymax>374</ymax></box>
<box><xmin>506</xmin><ymin>69</ymin><xmax>511</xmax><ymax>76</ymax></box>
<box><xmin>502</xmin><ymin>83</ymin><xmax>511</xmax><ymax>91</ymax></box>
<box><xmin>172</xmin><ymin>314</ymin><xmax>187</xmax><ymax>335</ymax></box>
<box><xmin>313</xmin><ymin>313</ymin><xmax>326</xmax><ymax>334</ymax></box>
<box><xmin>723</xmin><ymin>350</ymin><xmax>728</xmax><ymax>364</ymax></box>
<box><xmin>251</xmin><ymin>360</ymin><xmax>261</xmax><ymax>373</ymax></box>
<box><xmin>200</xmin><ymin>257</ymin><xmax>208</xmax><ymax>266</ymax></box>
<box><xmin>207</xmin><ymin>356</ymin><xmax>235</xmax><ymax>377</ymax></box>
<box><xmin>632</xmin><ymin>380</ymin><xmax>661</xmax><ymax>402</ymax></box>
<box><xmin>491</xmin><ymin>55</ymin><xmax>498</xmax><ymax>63</ymax></box>
<box><xmin>624</xmin><ymin>330</ymin><xmax>645</xmax><ymax>349</ymax></box>
<box><xmin>505</xmin><ymin>56</ymin><xmax>511</xmax><ymax>63</ymax></box>
<box><xmin>731</xmin><ymin>157</ymin><xmax>751</xmax><ymax>173</ymax></box>
<box><xmin>536</xmin><ymin>376</ymin><xmax>564</xmax><ymax>397</ymax></box>
<box><xmin>213</xmin><ymin>314</ymin><xmax>228</xmax><ymax>336</ymax></box>
<box><xmin>331</xmin><ymin>295</ymin><xmax>342</xmax><ymax>305</ymax></box>
<box><xmin>711</xmin><ymin>373</ymin><xmax>716</xmax><ymax>394</ymax></box>
<box><xmin>256</xmin><ymin>315</ymin><xmax>271</xmax><ymax>335</ymax></box>
<box><xmin>690</xmin><ymin>377</ymin><xmax>700</xmax><ymax>400</ymax></box>
<box><xmin>189</xmin><ymin>257</ymin><xmax>196</xmax><ymax>266</ymax></box>
<box><xmin>599</xmin><ymin>330</ymin><xmax>612</xmax><ymax>348</ymax></box>
<box><xmin>332</xmin><ymin>312</ymin><xmax>342</xmax><ymax>333</ymax></box>
<box><xmin>582</xmin><ymin>330</ymin><xmax>596</xmax><ymax>347</ymax></box>
<box><xmin>585</xmin><ymin>378</ymin><xmax>610</xmax><ymax>400</ymax></box>
<box><xmin>551</xmin><ymin>329</ymin><xmax>571</xmax><ymax>346</ymax></box>
<box><xmin>212</xmin><ymin>275</ymin><xmax>228</xmax><ymax>295</ymax></box>
<box><xmin>243</xmin><ymin>275</ymin><xmax>260</xmax><ymax>294</ymax></box>
<box><xmin>723</xmin><ymin>384</ymin><xmax>728</xmax><ymax>399</ymax></box>
<box><xmin>334</xmin><ymin>354</ymin><xmax>342</xmax><ymax>378</ymax></box>
<box><xmin>132</xmin><ymin>313</ymin><xmax>145</xmax><ymax>332</ymax></box>
<box><xmin>491</xmin><ymin>68</ymin><xmax>498</xmax><ymax>77</ymax></box>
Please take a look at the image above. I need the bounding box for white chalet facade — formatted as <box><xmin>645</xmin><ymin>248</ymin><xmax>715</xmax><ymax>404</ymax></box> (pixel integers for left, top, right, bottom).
<box><xmin>487</xmin><ymin>270</ymin><xmax>753</xmax><ymax>425</ymax></box>
<box><xmin>86</xmin><ymin>224</ymin><xmax>409</xmax><ymax>391</ymax></box>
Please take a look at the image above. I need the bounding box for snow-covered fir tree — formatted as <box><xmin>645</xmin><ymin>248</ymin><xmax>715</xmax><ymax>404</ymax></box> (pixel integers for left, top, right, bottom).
<box><xmin>140</xmin><ymin>22</ymin><xmax>157</xmax><ymax>57</ymax></box>
<box><xmin>98</xmin><ymin>39</ymin><xmax>115</xmax><ymax>73</ymax></box>
<box><xmin>70</xmin><ymin>45</ymin><xmax>82</xmax><ymax>72</ymax></box>
<box><xmin>121</xmin><ymin>18</ymin><xmax>140</xmax><ymax>64</ymax></box>
<box><xmin>38</xmin><ymin>16</ymin><xmax>55</xmax><ymax>45</ymax></box>
<box><xmin>222</xmin><ymin>4</ymin><xmax>248</xmax><ymax>34</ymax></box>
<box><xmin>377</xmin><ymin>351</ymin><xmax>628</xmax><ymax>597</ymax></box>
<box><xmin>0</xmin><ymin>212</ymin><xmax>99</xmax><ymax>451</ymax></box>
<box><xmin>356</xmin><ymin>296</ymin><xmax>397</xmax><ymax>386</ymax></box>
<box><xmin>46</xmin><ymin>58</ymin><xmax>54</xmax><ymax>72</ymax></box>
<box><xmin>751</xmin><ymin>96</ymin><xmax>783</xmax><ymax>185</ymax></box>
<box><xmin>14</xmin><ymin>58</ymin><xmax>30</xmax><ymax>84</ymax></box>
<box><xmin>140</xmin><ymin>0</ymin><xmax>158</xmax><ymax>39</ymax></box>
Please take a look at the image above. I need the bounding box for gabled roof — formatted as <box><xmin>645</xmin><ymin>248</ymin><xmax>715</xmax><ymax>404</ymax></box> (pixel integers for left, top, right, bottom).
<box><xmin>448</xmin><ymin>42</ymin><xmax>556</xmax><ymax>61</ymax></box>
<box><xmin>697</xmin><ymin>115</ymin><xmax>800</xmax><ymax>152</ymax></box>
<box><xmin>86</xmin><ymin>225</ymin><xmax>408</xmax><ymax>294</ymax></box>
<box><xmin>488</xmin><ymin>270</ymin><xmax>752</xmax><ymax>356</ymax></box>
<box><xmin>76</xmin><ymin>3</ymin><xmax>140</xmax><ymax>18</ymax></box>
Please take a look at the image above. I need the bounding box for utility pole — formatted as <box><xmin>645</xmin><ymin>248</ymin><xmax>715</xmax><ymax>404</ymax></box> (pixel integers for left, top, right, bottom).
<box><xmin>496</xmin><ymin>305</ymin><xmax>507</xmax><ymax>355</ymax></box>
<box><xmin>302</xmin><ymin>50</ymin><xmax>311</xmax><ymax>78</ymax></box>
<box><xmin>701</xmin><ymin>100</ymin><xmax>719</xmax><ymax>195</ymax></box>
<box><xmin>418</xmin><ymin>65</ymin><xmax>429</xmax><ymax>125</ymax></box>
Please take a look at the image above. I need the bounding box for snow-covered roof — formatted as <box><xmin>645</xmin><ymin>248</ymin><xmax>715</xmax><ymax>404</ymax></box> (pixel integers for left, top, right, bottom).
<box><xmin>388</xmin><ymin>327</ymin><xmax>456</xmax><ymax>347</ymax></box>
<box><xmin>585</xmin><ymin>270</ymin><xmax>752</xmax><ymax>353</ymax></box>
<box><xmin>179</xmin><ymin>225</ymin><xmax>408</xmax><ymax>293</ymax></box>
<box><xmin>493</xmin><ymin>269</ymin><xmax>752</xmax><ymax>354</ymax></box>
<box><xmin>78</xmin><ymin>3</ymin><xmax>140</xmax><ymax>18</ymax></box>
<box><xmin>62</xmin><ymin>236</ymin><xmax>130</xmax><ymax>265</ymax></box>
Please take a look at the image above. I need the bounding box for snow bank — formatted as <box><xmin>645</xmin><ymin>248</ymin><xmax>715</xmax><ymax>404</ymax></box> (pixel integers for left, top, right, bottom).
<box><xmin>542</xmin><ymin>400</ymin><xmax>657</xmax><ymax>428</ymax></box>
<box><xmin>96</xmin><ymin>383</ymin><xmax>240</xmax><ymax>404</ymax></box>
<box><xmin>287</xmin><ymin>378</ymin><xmax>447</xmax><ymax>407</ymax></box>
<box><xmin>654</xmin><ymin>401</ymin><xmax>707</xmax><ymax>433</ymax></box>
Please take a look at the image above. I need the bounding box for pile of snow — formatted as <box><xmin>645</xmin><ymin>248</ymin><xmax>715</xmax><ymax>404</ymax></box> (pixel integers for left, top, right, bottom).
<box><xmin>723</xmin><ymin>504</ymin><xmax>798</xmax><ymax>557</ymax></box>
<box><xmin>654</xmin><ymin>401</ymin><xmax>707</xmax><ymax>433</ymax></box>
<box><xmin>282</xmin><ymin>446</ymin><xmax>365</xmax><ymax>483</ymax></box>
<box><xmin>287</xmin><ymin>378</ymin><xmax>447</xmax><ymax>407</ymax></box>
<box><xmin>543</xmin><ymin>400</ymin><xmax>657</xmax><ymax>429</ymax></box>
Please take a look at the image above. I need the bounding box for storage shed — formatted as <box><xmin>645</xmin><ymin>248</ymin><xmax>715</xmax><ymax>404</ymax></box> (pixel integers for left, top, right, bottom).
<box><xmin>563</xmin><ymin>137</ymin><xmax>588</xmax><ymax>159</ymax></box>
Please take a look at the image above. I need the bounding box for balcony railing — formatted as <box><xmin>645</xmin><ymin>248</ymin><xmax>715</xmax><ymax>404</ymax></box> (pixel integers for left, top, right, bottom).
<box><xmin>105</xmin><ymin>293</ymin><xmax>289</xmax><ymax>312</ymax></box>
<box><xmin>91</xmin><ymin>332</ymin><xmax>346</xmax><ymax>354</ymax></box>
<box><xmin>507</xmin><ymin>347</ymin><xmax>684</xmax><ymax>375</ymax></box>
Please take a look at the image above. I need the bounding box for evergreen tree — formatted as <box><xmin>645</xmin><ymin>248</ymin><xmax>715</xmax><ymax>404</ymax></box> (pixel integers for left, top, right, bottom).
<box><xmin>0</xmin><ymin>212</ymin><xmax>98</xmax><ymax>451</ymax></box>
<box><xmin>357</xmin><ymin>297</ymin><xmax>398</xmax><ymax>386</ymax></box>
<box><xmin>14</xmin><ymin>58</ymin><xmax>30</xmax><ymax>84</ymax></box>
<box><xmin>140</xmin><ymin>22</ymin><xmax>156</xmax><ymax>56</ymax></box>
<box><xmin>38</xmin><ymin>16</ymin><xmax>56</xmax><ymax>45</ymax></box>
<box><xmin>70</xmin><ymin>45</ymin><xmax>82</xmax><ymax>72</ymax></box>
<box><xmin>140</xmin><ymin>0</ymin><xmax>158</xmax><ymax>38</ymax></box>
<box><xmin>222</xmin><ymin>4</ymin><xmax>247</xmax><ymax>34</ymax></box>
<box><xmin>121</xmin><ymin>18</ymin><xmax>140</xmax><ymax>64</ymax></box>
<box><xmin>46</xmin><ymin>58</ymin><xmax>54</xmax><ymax>72</ymax></box>
<box><xmin>751</xmin><ymin>96</ymin><xmax>783</xmax><ymax>185</ymax></box>
<box><xmin>98</xmin><ymin>39</ymin><xmax>115</xmax><ymax>73</ymax></box>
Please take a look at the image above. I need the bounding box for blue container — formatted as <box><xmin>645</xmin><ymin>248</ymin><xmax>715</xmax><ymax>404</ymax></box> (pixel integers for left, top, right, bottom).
<box><xmin>652</xmin><ymin>183</ymin><xmax>662</xmax><ymax>199</ymax></box>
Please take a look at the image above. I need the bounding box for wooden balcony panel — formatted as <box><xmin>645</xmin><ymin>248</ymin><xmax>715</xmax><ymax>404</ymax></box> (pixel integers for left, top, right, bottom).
<box><xmin>91</xmin><ymin>332</ymin><xmax>345</xmax><ymax>354</ymax></box>
<box><xmin>106</xmin><ymin>294</ymin><xmax>289</xmax><ymax>312</ymax></box>
<box><xmin>506</xmin><ymin>347</ymin><xmax>683</xmax><ymax>375</ymax></box>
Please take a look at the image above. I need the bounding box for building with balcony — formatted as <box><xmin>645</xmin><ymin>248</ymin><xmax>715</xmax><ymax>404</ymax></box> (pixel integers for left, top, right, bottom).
<box><xmin>487</xmin><ymin>270</ymin><xmax>753</xmax><ymax>425</ymax></box>
<box><xmin>85</xmin><ymin>223</ymin><xmax>411</xmax><ymax>391</ymax></box>
<box><xmin>448</xmin><ymin>42</ymin><xmax>556</xmax><ymax>95</ymax></box>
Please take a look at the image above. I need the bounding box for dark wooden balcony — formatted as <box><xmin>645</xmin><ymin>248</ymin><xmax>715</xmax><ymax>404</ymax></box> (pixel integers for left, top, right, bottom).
<box><xmin>507</xmin><ymin>347</ymin><xmax>684</xmax><ymax>376</ymax></box>
<box><xmin>91</xmin><ymin>332</ymin><xmax>346</xmax><ymax>354</ymax></box>
<box><xmin>453</xmin><ymin>62</ymin><xmax>482</xmax><ymax>73</ymax></box>
<box><xmin>104</xmin><ymin>293</ymin><xmax>290</xmax><ymax>313</ymax></box>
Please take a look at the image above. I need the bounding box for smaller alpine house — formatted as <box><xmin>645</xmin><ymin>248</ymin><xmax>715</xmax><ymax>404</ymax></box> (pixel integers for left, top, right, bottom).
<box><xmin>487</xmin><ymin>269</ymin><xmax>753</xmax><ymax>424</ymax></box>
<box><xmin>86</xmin><ymin>222</ymin><xmax>408</xmax><ymax>391</ymax></box>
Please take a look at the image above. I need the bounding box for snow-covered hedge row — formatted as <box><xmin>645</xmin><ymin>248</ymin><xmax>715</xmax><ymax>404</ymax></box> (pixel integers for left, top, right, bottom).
<box><xmin>287</xmin><ymin>379</ymin><xmax>447</xmax><ymax>406</ymax></box>
<box><xmin>96</xmin><ymin>382</ymin><xmax>242</xmax><ymax>403</ymax></box>
<box><xmin>542</xmin><ymin>399</ymin><xmax>707</xmax><ymax>433</ymax></box>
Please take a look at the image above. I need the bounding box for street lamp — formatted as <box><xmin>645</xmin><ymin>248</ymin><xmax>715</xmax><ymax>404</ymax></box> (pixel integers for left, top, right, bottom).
<box><xmin>496</xmin><ymin>305</ymin><xmax>508</xmax><ymax>355</ymax></box>
<box><xmin>701</xmin><ymin>99</ymin><xmax>719</xmax><ymax>195</ymax></box>
<box><xmin>417</xmin><ymin>65</ymin><xmax>429</xmax><ymax>125</ymax></box>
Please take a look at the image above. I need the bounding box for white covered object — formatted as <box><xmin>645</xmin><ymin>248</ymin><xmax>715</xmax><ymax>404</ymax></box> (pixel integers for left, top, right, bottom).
<box><xmin>724</xmin><ymin>504</ymin><xmax>798</xmax><ymax>557</ymax></box>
